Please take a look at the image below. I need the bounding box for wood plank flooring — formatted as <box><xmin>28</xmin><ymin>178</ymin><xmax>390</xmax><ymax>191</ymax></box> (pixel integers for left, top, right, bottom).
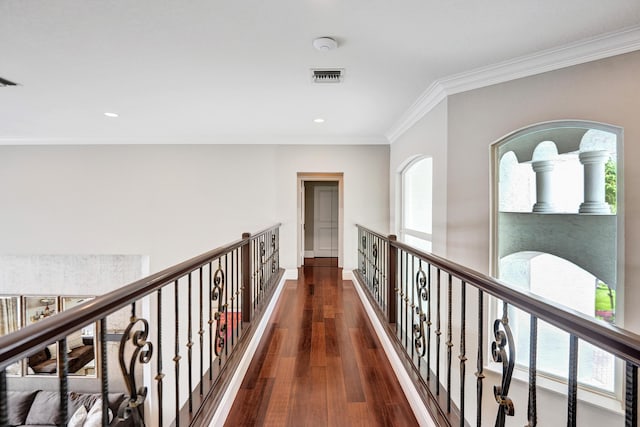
<box><xmin>225</xmin><ymin>259</ymin><xmax>418</xmax><ymax>426</ymax></box>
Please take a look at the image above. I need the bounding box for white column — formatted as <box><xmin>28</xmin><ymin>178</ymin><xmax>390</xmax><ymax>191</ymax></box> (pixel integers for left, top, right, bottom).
<box><xmin>532</xmin><ymin>160</ymin><xmax>555</xmax><ymax>213</ymax></box>
<box><xmin>579</xmin><ymin>150</ymin><xmax>611</xmax><ymax>214</ymax></box>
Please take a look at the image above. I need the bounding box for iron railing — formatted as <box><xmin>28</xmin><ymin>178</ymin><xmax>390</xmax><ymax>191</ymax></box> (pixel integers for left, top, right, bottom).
<box><xmin>356</xmin><ymin>224</ymin><xmax>640</xmax><ymax>427</ymax></box>
<box><xmin>0</xmin><ymin>224</ymin><xmax>282</xmax><ymax>427</ymax></box>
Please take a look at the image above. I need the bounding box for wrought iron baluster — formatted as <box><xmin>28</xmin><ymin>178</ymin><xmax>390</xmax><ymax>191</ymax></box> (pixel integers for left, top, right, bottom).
<box><xmin>199</xmin><ymin>267</ymin><xmax>204</xmax><ymax>396</ymax></box>
<box><xmin>118</xmin><ymin>302</ymin><xmax>153</xmax><ymax>426</ymax></box>
<box><xmin>476</xmin><ymin>290</ymin><xmax>484</xmax><ymax>427</ymax></box>
<box><xmin>174</xmin><ymin>280</ymin><xmax>181</xmax><ymax>427</ymax></box>
<box><xmin>101</xmin><ymin>317</ymin><xmax>109</xmax><ymax>426</ymax></box>
<box><xmin>155</xmin><ymin>291</ymin><xmax>164</xmax><ymax>427</ymax></box>
<box><xmin>372</xmin><ymin>241</ymin><xmax>379</xmax><ymax>299</ymax></box>
<box><xmin>399</xmin><ymin>250</ymin><xmax>405</xmax><ymax>341</ymax></box>
<box><xmin>410</xmin><ymin>258</ymin><xmax>416</xmax><ymax>361</ymax></box>
<box><xmin>208</xmin><ymin>262</ymin><xmax>214</xmax><ymax>379</ymax></box>
<box><xmin>413</xmin><ymin>262</ymin><xmax>428</xmax><ymax>365</ymax></box>
<box><xmin>427</xmin><ymin>263</ymin><xmax>432</xmax><ymax>381</ymax></box>
<box><xmin>459</xmin><ymin>281</ymin><xmax>467</xmax><ymax>427</ymax></box>
<box><xmin>567</xmin><ymin>334</ymin><xmax>579</xmax><ymax>427</ymax></box>
<box><xmin>225</xmin><ymin>254</ymin><xmax>229</xmax><ymax>358</ymax></box>
<box><xmin>527</xmin><ymin>316</ymin><xmax>538</xmax><ymax>427</ymax></box>
<box><xmin>259</xmin><ymin>239</ymin><xmax>265</xmax><ymax>292</ymax></box>
<box><xmin>625</xmin><ymin>362</ymin><xmax>638</xmax><ymax>427</ymax></box>
<box><xmin>230</xmin><ymin>252</ymin><xmax>235</xmax><ymax>348</ymax></box>
<box><xmin>235</xmin><ymin>248</ymin><xmax>242</xmax><ymax>337</ymax></box>
<box><xmin>383</xmin><ymin>239</ymin><xmax>389</xmax><ymax>313</ymax></box>
<box><xmin>361</xmin><ymin>233</ymin><xmax>366</xmax><ymax>277</ymax></box>
<box><xmin>213</xmin><ymin>261</ymin><xmax>227</xmax><ymax>359</ymax></box>
<box><xmin>447</xmin><ymin>274</ymin><xmax>453</xmax><ymax>413</ymax></box>
<box><xmin>402</xmin><ymin>256</ymin><xmax>416</xmax><ymax>354</ymax></box>
<box><xmin>0</xmin><ymin>369</ymin><xmax>6</xmax><ymax>426</ymax></box>
<box><xmin>436</xmin><ymin>268</ymin><xmax>441</xmax><ymax>395</ymax></box>
<box><xmin>58</xmin><ymin>338</ymin><xmax>69</xmax><ymax>426</ymax></box>
<box><xmin>187</xmin><ymin>272</ymin><xmax>193</xmax><ymax>413</ymax></box>
<box><xmin>492</xmin><ymin>302</ymin><xmax>515</xmax><ymax>427</ymax></box>
<box><xmin>271</xmin><ymin>232</ymin><xmax>277</xmax><ymax>276</ymax></box>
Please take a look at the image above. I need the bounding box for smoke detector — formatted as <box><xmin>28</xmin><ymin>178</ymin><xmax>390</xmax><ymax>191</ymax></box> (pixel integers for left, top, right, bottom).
<box><xmin>313</xmin><ymin>37</ymin><xmax>338</xmax><ymax>51</ymax></box>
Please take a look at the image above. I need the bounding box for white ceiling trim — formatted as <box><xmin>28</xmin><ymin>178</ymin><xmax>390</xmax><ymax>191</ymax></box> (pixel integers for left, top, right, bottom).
<box><xmin>386</xmin><ymin>25</ymin><xmax>640</xmax><ymax>144</ymax></box>
<box><xmin>0</xmin><ymin>135</ymin><xmax>389</xmax><ymax>146</ymax></box>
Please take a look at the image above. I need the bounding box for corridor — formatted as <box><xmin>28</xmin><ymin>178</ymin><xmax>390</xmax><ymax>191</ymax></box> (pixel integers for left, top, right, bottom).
<box><xmin>225</xmin><ymin>259</ymin><xmax>418</xmax><ymax>426</ymax></box>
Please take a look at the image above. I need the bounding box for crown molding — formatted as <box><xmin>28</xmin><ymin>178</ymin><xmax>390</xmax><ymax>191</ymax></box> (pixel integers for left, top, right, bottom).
<box><xmin>385</xmin><ymin>81</ymin><xmax>446</xmax><ymax>143</ymax></box>
<box><xmin>386</xmin><ymin>25</ymin><xmax>640</xmax><ymax>144</ymax></box>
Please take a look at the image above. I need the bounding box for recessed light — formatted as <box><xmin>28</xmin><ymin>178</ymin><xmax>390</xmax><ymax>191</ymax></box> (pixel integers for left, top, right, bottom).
<box><xmin>104</xmin><ymin>112</ymin><xmax>119</xmax><ymax>118</ymax></box>
<box><xmin>314</xmin><ymin>118</ymin><xmax>325</xmax><ymax>123</ymax></box>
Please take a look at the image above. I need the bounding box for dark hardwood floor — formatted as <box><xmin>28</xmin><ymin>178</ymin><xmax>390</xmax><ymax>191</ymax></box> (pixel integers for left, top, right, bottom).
<box><xmin>225</xmin><ymin>259</ymin><xmax>418</xmax><ymax>426</ymax></box>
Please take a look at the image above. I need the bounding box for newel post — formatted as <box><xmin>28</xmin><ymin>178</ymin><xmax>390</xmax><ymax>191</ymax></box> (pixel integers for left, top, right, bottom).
<box><xmin>388</xmin><ymin>235</ymin><xmax>397</xmax><ymax>324</ymax></box>
<box><xmin>242</xmin><ymin>232</ymin><xmax>252</xmax><ymax>323</ymax></box>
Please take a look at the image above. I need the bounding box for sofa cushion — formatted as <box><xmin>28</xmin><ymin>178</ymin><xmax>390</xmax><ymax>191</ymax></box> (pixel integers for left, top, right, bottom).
<box><xmin>23</xmin><ymin>390</ymin><xmax>127</xmax><ymax>426</ymax></box>
<box><xmin>24</xmin><ymin>391</ymin><xmax>61</xmax><ymax>425</ymax></box>
<box><xmin>7</xmin><ymin>390</ymin><xmax>38</xmax><ymax>426</ymax></box>
<box><xmin>67</xmin><ymin>391</ymin><xmax>99</xmax><ymax>416</ymax></box>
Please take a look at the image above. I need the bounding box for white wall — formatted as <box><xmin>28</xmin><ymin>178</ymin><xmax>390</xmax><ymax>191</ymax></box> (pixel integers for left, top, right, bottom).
<box><xmin>447</xmin><ymin>50</ymin><xmax>640</xmax><ymax>329</ymax></box>
<box><xmin>0</xmin><ymin>145</ymin><xmax>278</xmax><ymax>272</ymax></box>
<box><xmin>391</xmin><ymin>50</ymin><xmax>640</xmax><ymax>427</ymax></box>
<box><xmin>0</xmin><ymin>144</ymin><xmax>389</xmax><ymax>274</ymax></box>
<box><xmin>389</xmin><ymin>98</ymin><xmax>448</xmax><ymax>256</ymax></box>
<box><xmin>274</xmin><ymin>144</ymin><xmax>389</xmax><ymax>271</ymax></box>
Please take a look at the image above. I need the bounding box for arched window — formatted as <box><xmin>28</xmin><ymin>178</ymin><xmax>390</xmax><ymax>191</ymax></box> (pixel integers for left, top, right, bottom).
<box><xmin>400</xmin><ymin>157</ymin><xmax>433</xmax><ymax>252</ymax></box>
<box><xmin>492</xmin><ymin>121</ymin><xmax>622</xmax><ymax>393</ymax></box>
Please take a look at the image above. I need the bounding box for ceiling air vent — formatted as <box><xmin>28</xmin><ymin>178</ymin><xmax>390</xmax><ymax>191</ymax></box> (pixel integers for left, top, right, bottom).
<box><xmin>311</xmin><ymin>68</ymin><xmax>344</xmax><ymax>84</ymax></box>
<box><xmin>0</xmin><ymin>77</ymin><xmax>18</xmax><ymax>87</ymax></box>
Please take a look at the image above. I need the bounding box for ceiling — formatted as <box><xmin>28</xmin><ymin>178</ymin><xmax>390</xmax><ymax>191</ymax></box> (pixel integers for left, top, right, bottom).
<box><xmin>1</xmin><ymin>1</ymin><xmax>639</xmax><ymax>145</ymax></box>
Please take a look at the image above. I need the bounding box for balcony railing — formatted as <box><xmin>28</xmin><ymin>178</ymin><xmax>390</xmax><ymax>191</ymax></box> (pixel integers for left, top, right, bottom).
<box><xmin>356</xmin><ymin>224</ymin><xmax>640</xmax><ymax>427</ymax></box>
<box><xmin>0</xmin><ymin>224</ymin><xmax>282</xmax><ymax>426</ymax></box>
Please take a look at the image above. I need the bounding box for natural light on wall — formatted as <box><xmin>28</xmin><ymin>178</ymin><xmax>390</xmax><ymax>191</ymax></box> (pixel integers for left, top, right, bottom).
<box><xmin>401</xmin><ymin>157</ymin><xmax>432</xmax><ymax>252</ymax></box>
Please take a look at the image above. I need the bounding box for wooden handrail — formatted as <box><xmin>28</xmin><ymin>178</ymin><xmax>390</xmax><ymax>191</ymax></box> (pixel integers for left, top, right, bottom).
<box><xmin>0</xmin><ymin>223</ymin><xmax>282</xmax><ymax>371</ymax></box>
<box><xmin>357</xmin><ymin>224</ymin><xmax>640</xmax><ymax>366</ymax></box>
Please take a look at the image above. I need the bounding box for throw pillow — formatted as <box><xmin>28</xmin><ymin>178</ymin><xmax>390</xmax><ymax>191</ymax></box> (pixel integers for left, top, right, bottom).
<box><xmin>67</xmin><ymin>404</ymin><xmax>87</xmax><ymax>427</ymax></box>
<box><xmin>7</xmin><ymin>391</ymin><xmax>38</xmax><ymax>426</ymax></box>
<box><xmin>24</xmin><ymin>391</ymin><xmax>62</xmax><ymax>425</ymax></box>
<box><xmin>85</xmin><ymin>398</ymin><xmax>113</xmax><ymax>427</ymax></box>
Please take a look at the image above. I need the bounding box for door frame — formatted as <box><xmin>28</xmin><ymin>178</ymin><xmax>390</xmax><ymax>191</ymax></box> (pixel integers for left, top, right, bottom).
<box><xmin>297</xmin><ymin>172</ymin><xmax>344</xmax><ymax>268</ymax></box>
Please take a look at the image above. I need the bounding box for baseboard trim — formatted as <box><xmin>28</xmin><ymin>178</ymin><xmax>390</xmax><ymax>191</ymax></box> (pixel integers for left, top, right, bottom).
<box><xmin>304</xmin><ymin>250</ymin><xmax>314</xmax><ymax>258</ymax></box>
<box><xmin>351</xmin><ymin>272</ymin><xmax>438</xmax><ymax>427</ymax></box>
<box><xmin>342</xmin><ymin>269</ymin><xmax>353</xmax><ymax>281</ymax></box>
<box><xmin>284</xmin><ymin>269</ymin><xmax>298</xmax><ymax>280</ymax></box>
<box><xmin>208</xmin><ymin>273</ymin><xmax>288</xmax><ymax>426</ymax></box>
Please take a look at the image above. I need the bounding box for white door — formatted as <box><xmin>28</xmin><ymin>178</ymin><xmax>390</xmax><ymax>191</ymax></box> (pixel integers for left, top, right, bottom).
<box><xmin>313</xmin><ymin>185</ymin><xmax>338</xmax><ymax>257</ymax></box>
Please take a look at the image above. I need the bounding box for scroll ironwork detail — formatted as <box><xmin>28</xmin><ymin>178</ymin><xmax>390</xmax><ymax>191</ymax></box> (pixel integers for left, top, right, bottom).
<box><xmin>118</xmin><ymin>314</ymin><xmax>153</xmax><ymax>425</ymax></box>
<box><xmin>413</xmin><ymin>266</ymin><xmax>428</xmax><ymax>357</ymax></box>
<box><xmin>492</xmin><ymin>307</ymin><xmax>515</xmax><ymax>427</ymax></box>
<box><xmin>212</xmin><ymin>262</ymin><xmax>227</xmax><ymax>357</ymax></box>
<box><xmin>372</xmin><ymin>242</ymin><xmax>379</xmax><ymax>296</ymax></box>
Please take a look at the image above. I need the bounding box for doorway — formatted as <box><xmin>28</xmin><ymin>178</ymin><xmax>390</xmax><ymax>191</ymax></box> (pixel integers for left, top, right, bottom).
<box><xmin>297</xmin><ymin>173</ymin><xmax>344</xmax><ymax>268</ymax></box>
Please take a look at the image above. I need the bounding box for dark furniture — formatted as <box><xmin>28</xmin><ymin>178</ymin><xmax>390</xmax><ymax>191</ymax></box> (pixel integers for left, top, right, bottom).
<box><xmin>27</xmin><ymin>345</ymin><xmax>94</xmax><ymax>375</ymax></box>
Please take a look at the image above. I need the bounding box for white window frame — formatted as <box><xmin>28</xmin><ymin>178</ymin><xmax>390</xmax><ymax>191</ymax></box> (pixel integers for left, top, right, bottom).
<box><xmin>399</xmin><ymin>156</ymin><xmax>433</xmax><ymax>251</ymax></box>
<box><xmin>489</xmin><ymin>120</ymin><xmax>625</xmax><ymax>409</ymax></box>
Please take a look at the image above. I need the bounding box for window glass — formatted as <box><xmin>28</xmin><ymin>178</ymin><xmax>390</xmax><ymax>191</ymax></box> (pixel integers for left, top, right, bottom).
<box><xmin>494</xmin><ymin>123</ymin><xmax>620</xmax><ymax>393</ymax></box>
<box><xmin>401</xmin><ymin>157</ymin><xmax>433</xmax><ymax>251</ymax></box>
